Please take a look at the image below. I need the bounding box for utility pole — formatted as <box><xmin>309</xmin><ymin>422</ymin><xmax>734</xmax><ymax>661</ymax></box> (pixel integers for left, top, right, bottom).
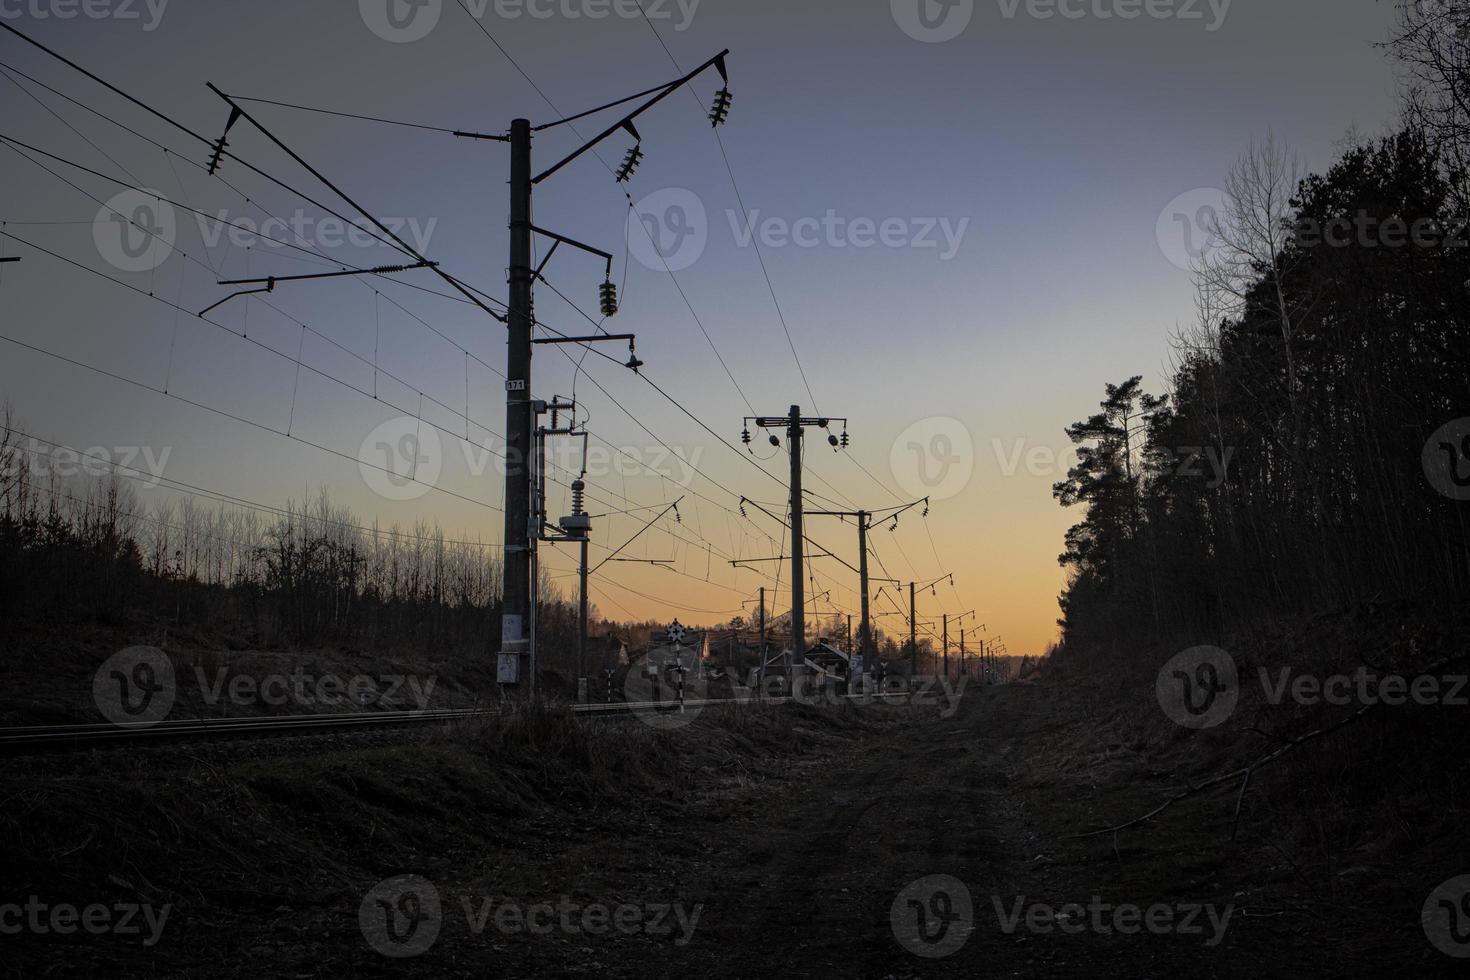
<box><xmin>942</xmin><ymin>613</ymin><xmax>949</xmax><ymax>681</ymax></box>
<box><xmin>578</xmin><ymin>532</ymin><xmax>589</xmax><ymax>684</ymax></box>
<box><xmin>501</xmin><ymin>117</ymin><xmax>534</xmax><ymax>688</ymax></box>
<box><xmin>468</xmin><ymin>52</ymin><xmax>732</xmax><ymax>693</ymax></box>
<box><xmin>858</xmin><ymin>515</ymin><xmax>869</xmax><ymax>671</ymax></box>
<box><xmin>757</xmin><ymin>585</ymin><xmax>767</xmax><ymax>695</ymax></box>
<box><xmin>960</xmin><ymin>627</ymin><xmax>966</xmax><ymax>679</ymax></box>
<box><xmin>807</xmin><ymin>498</ymin><xmax>925</xmax><ymax>683</ymax></box>
<box><xmin>744</xmin><ymin>410</ymin><xmax>849</xmax><ymax>687</ymax></box>
<box><xmin>788</xmin><ymin>406</ymin><xmax>806</xmax><ymax>673</ymax></box>
<box><xmin>909</xmin><ymin>580</ymin><xmax>917</xmax><ymax>678</ymax></box>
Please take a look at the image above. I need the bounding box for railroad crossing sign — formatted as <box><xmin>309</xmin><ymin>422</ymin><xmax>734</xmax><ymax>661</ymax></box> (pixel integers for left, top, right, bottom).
<box><xmin>666</xmin><ymin>620</ymin><xmax>687</xmax><ymax>645</ymax></box>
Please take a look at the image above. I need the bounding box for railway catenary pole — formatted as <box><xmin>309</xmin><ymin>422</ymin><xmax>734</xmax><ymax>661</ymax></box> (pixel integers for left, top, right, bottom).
<box><xmin>909</xmin><ymin>581</ymin><xmax>917</xmax><ymax>679</ymax></box>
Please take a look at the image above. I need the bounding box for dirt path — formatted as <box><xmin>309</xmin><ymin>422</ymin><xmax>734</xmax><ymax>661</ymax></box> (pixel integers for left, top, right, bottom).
<box><xmin>593</xmin><ymin>685</ymin><xmax>1454</xmax><ymax>979</ymax></box>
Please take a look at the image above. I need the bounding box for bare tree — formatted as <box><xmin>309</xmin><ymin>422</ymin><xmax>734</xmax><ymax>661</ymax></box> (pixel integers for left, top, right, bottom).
<box><xmin>1387</xmin><ymin>0</ymin><xmax>1470</xmax><ymax>206</ymax></box>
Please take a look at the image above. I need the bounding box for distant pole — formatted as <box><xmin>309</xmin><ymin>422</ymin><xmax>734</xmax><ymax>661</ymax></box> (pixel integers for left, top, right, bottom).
<box><xmin>577</xmin><ymin>535</ymin><xmax>589</xmax><ymax>690</ymax></box>
<box><xmin>788</xmin><ymin>404</ymin><xmax>805</xmax><ymax>680</ymax></box>
<box><xmin>757</xmin><ymin>585</ymin><xmax>767</xmax><ymax>697</ymax></box>
<box><xmin>909</xmin><ymin>581</ymin><xmax>917</xmax><ymax>678</ymax></box>
<box><xmin>942</xmin><ymin>613</ymin><xmax>949</xmax><ymax>681</ymax></box>
<box><xmin>857</xmin><ymin>511</ymin><xmax>871</xmax><ymax>673</ymax></box>
<box><xmin>960</xmin><ymin>627</ymin><xmax>966</xmax><ymax>679</ymax></box>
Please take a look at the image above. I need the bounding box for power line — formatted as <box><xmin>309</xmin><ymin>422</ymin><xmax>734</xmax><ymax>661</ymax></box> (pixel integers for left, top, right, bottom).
<box><xmin>0</xmin><ymin>329</ymin><xmax>500</xmax><ymax>514</ymax></box>
<box><xmin>227</xmin><ymin>95</ymin><xmax>465</xmax><ymax>135</ymax></box>
<box><xmin>633</xmin><ymin>3</ymin><xmax>822</xmax><ymax>414</ymax></box>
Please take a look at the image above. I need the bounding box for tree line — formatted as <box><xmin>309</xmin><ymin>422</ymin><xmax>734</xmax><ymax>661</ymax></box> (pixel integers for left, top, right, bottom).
<box><xmin>1052</xmin><ymin>4</ymin><xmax>1470</xmax><ymax>646</ymax></box>
<box><xmin>0</xmin><ymin>408</ymin><xmax>596</xmax><ymax>671</ymax></box>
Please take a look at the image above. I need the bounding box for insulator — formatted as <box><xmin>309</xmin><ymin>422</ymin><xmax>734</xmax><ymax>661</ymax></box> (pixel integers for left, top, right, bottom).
<box><xmin>616</xmin><ymin>145</ymin><xmax>644</xmax><ymax>183</ymax></box>
<box><xmin>673</xmin><ymin>503</ymin><xmax>682</xmax><ymax>524</ymax></box>
<box><xmin>709</xmin><ymin>88</ymin><xmax>733</xmax><ymax>127</ymax></box>
<box><xmin>740</xmin><ymin>502</ymin><xmax>747</xmax><ymax>518</ymax></box>
<box><xmin>840</xmin><ymin>430</ymin><xmax>849</xmax><ymax>449</ymax></box>
<box><xmin>599</xmin><ymin>280</ymin><xmax>619</xmax><ymax>318</ymax></box>
<box><xmin>769</xmin><ymin>434</ymin><xmax>780</xmax><ymax>448</ymax></box>
<box><xmin>742</xmin><ymin>427</ymin><xmax>752</xmax><ymax>445</ymax></box>
<box><xmin>571</xmin><ymin>479</ymin><xmax>586</xmax><ymax>516</ymax></box>
<box><xmin>828</xmin><ymin>433</ymin><xmax>839</xmax><ymax>449</ymax></box>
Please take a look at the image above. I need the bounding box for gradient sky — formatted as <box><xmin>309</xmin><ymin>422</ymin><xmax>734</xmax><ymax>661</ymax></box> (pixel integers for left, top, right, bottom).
<box><xmin>0</xmin><ymin>0</ymin><xmax>1404</xmax><ymax>654</ymax></box>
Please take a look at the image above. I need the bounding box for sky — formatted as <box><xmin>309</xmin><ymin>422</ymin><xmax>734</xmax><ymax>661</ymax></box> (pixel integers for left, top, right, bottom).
<box><xmin>0</xmin><ymin>0</ymin><xmax>1406</xmax><ymax>654</ymax></box>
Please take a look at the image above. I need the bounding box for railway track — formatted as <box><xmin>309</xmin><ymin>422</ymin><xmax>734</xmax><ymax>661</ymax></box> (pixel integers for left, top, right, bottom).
<box><xmin>0</xmin><ymin>694</ymin><xmax>902</xmax><ymax>753</ymax></box>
